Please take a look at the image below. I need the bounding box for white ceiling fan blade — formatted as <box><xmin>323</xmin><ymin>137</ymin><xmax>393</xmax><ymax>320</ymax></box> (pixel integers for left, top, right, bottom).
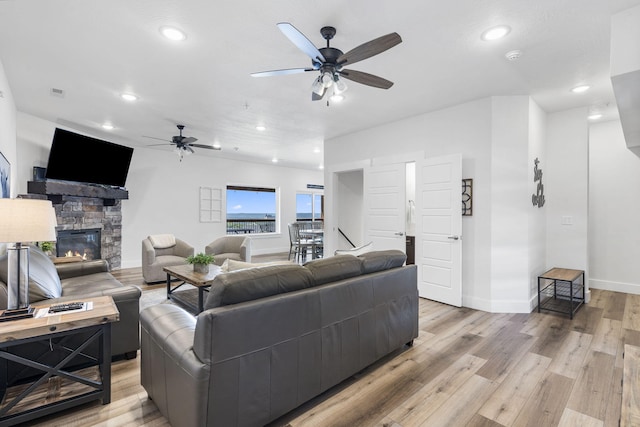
<box><xmin>277</xmin><ymin>22</ymin><xmax>326</xmax><ymax>64</ymax></box>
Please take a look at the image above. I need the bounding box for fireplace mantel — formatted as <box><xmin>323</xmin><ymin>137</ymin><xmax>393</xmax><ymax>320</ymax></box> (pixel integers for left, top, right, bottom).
<box><xmin>27</xmin><ymin>180</ymin><xmax>128</xmax><ymax>206</ymax></box>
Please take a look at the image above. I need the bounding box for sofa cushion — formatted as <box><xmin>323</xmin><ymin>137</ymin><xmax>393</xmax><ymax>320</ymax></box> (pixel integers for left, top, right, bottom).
<box><xmin>204</xmin><ymin>264</ymin><xmax>314</xmax><ymax>309</ymax></box>
<box><xmin>221</xmin><ymin>258</ymin><xmax>294</xmax><ymax>272</ymax></box>
<box><xmin>359</xmin><ymin>250</ymin><xmax>407</xmax><ymax>274</ymax></box>
<box><xmin>148</xmin><ymin>234</ymin><xmax>176</xmax><ymax>249</ymax></box>
<box><xmin>303</xmin><ymin>255</ymin><xmax>363</xmax><ymax>286</ymax></box>
<box><xmin>0</xmin><ymin>246</ymin><xmax>62</xmax><ymax>303</ymax></box>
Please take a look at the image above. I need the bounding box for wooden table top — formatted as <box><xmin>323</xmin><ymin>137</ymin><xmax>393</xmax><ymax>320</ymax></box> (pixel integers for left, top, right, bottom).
<box><xmin>539</xmin><ymin>268</ymin><xmax>584</xmax><ymax>282</ymax></box>
<box><xmin>163</xmin><ymin>264</ymin><xmax>223</xmax><ymax>287</ymax></box>
<box><xmin>0</xmin><ymin>296</ymin><xmax>119</xmax><ymax>343</ymax></box>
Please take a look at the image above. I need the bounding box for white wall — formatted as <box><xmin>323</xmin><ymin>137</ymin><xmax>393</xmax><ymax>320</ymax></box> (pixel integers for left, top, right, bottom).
<box><xmin>325</xmin><ymin>97</ymin><xmax>497</xmax><ymax>311</ymax></box>
<box><xmin>0</xmin><ymin>59</ymin><xmax>16</xmax><ymax>198</ymax></box>
<box><xmin>545</xmin><ymin>108</ymin><xmax>589</xmax><ymax>290</ymax></box>
<box><xmin>14</xmin><ymin>112</ymin><xmax>323</xmax><ymax>268</ymax></box>
<box><xmin>336</xmin><ymin>170</ymin><xmax>364</xmax><ymax>250</ymax></box>
<box><xmin>324</xmin><ymin>96</ymin><xmax>552</xmax><ymax>313</ymax></box>
<box><xmin>589</xmin><ymin>120</ymin><xmax>640</xmax><ymax>293</ymax></box>
<box><xmin>527</xmin><ymin>99</ymin><xmax>548</xmax><ymax>303</ymax></box>
<box><xmin>489</xmin><ymin>96</ymin><xmax>532</xmax><ymax>312</ymax></box>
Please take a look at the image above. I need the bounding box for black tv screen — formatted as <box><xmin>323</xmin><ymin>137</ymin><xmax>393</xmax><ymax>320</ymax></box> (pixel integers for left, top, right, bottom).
<box><xmin>45</xmin><ymin>128</ymin><xmax>134</xmax><ymax>188</ymax></box>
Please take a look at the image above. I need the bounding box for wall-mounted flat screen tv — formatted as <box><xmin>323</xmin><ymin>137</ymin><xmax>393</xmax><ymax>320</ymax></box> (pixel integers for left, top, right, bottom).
<box><xmin>45</xmin><ymin>128</ymin><xmax>134</xmax><ymax>188</ymax></box>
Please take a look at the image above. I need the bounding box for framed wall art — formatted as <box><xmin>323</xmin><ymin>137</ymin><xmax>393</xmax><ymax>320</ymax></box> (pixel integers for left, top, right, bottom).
<box><xmin>0</xmin><ymin>151</ymin><xmax>10</xmax><ymax>198</ymax></box>
<box><xmin>462</xmin><ymin>178</ymin><xmax>472</xmax><ymax>216</ymax></box>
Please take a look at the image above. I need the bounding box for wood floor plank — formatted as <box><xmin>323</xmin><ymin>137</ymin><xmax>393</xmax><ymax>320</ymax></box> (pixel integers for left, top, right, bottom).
<box><xmin>602</xmin><ymin>291</ymin><xmax>627</xmax><ymax>321</ymax></box>
<box><xmin>591</xmin><ymin>318</ymin><xmax>622</xmax><ymax>356</ymax></box>
<box><xmin>570</xmin><ymin>305</ymin><xmax>604</xmax><ymax>335</ymax></box>
<box><xmin>472</xmin><ymin>321</ymin><xmax>537</xmax><ymax>382</ymax></box>
<box><xmin>566</xmin><ymin>351</ymin><xmax>617</xmax><ymax>420</ymax></box>
<box><xmin>621</xmin><ymin>345</ymin><xmax>640</xmax><ymax>427</ymax></box>
<box><xmin>478</xmin><ymin>352</ymin><xmax>552</xmax><ymax>426</ymax></box>
<box><xmin>387</xmin><ymin>353</ymin><xmax>487</xmax><ymax>426</ymax></box>
<box><xmin>512</xmin><ymin>372</ymin><xmax>575</xmax><ymax>427</ymax></box>
<box><xmin>617</xmin><ymin>328</ymin><xmax>640</xmax><ymax>368</ymax></box>
<box><xmin>623</xmin><ymin>294</ymin><xmax>640</xmax><ymax>331</ymax></box>
<box><xmin>558</xmin><ymin>408</ymin><xmax>604</xmax><ymax>427</ymax></box>
<box><xmin>16</xmin><ymin>267</ymin><xmax>636</xmax><ymax>427</ymax></box>
<box><xmin>416</xmin><ymin>374</ymin><xmax>496</xmax><ymax>427</ymax></box>
<box><xmin>528</xmin><ymin>317</ymin><xmax>572</xmax><ymax>359</ymax></box>
<box><xmin>605</xmin><ymin>366</ymin><xmax>624</xmax><ymax>427</ymax></box>
<box><xmin>548</xmin><ymin>330</ymin><xmax>593</xmax><ymax>379</ymax></box>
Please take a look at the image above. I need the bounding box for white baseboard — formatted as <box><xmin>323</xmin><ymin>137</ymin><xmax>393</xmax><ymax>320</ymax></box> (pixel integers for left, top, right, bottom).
<box><xmin>463</xmin><ymin>294</ymin><xmax>531</xmax><ymax>313</ymax></box>
<box><xmin>589</xmin><ymin>278</ymin><xmax>640</xmax><ymax>295</ymax></box>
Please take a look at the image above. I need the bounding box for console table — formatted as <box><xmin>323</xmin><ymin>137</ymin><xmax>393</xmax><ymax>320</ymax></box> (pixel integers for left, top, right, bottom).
<box><xmin>0</xmin><ymin>296</ymin><xmax>119</xmax><ymax>426</ymax></box>
<box><xmin>537</xmin><ymin>268</ymin><xmax>585</xmax><ymax>319</ymax></box>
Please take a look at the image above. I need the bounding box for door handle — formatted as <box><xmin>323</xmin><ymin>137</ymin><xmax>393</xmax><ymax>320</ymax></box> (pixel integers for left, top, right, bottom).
<box><xmin>448</xmin><ymin>235</ymin><xmax>460</xmax><ymax>240</ymax></box>
<box><xmin>394</xmin><ymin>232</ymin><xmax>404</xmax><ymax>236</ymax></box>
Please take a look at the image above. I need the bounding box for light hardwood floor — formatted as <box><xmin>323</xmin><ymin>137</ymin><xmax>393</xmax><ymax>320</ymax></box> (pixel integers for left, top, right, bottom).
<box><xmin>16</xmin><ymin>258</ymin><xmax>640</xmax><ymax>426</ymax></box>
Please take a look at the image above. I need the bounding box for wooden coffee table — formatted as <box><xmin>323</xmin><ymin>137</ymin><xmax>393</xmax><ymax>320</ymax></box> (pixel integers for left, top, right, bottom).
<box><xmin>163</xmin><ymin>264</ymin><xmax>222</xmax><ymax>314</ymax></box>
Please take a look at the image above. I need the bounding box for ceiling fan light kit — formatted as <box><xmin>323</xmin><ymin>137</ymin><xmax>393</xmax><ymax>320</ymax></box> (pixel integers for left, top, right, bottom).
<box><xmin>145</xmin><ymin>124</ymin><xmax>221</xmax><ymax>161</ymax></box>
<box><xmin>251</xmin><ymin>22</ymin><xmax>402</xmax><ymax>102</ymax></box>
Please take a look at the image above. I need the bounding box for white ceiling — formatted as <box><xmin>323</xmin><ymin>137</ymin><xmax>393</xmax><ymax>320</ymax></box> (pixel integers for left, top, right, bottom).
<box><xmin>1</xmin><ymin>0</ymin><xmax>639</xmax><ymax>170</ymax></box>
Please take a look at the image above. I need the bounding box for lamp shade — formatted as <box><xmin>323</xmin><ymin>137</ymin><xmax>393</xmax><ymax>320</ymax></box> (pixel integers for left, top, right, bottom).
<box><xmin>0</xmin><ymin>199</ymin><xmax>58</xmax><ymax>243</ymax></box>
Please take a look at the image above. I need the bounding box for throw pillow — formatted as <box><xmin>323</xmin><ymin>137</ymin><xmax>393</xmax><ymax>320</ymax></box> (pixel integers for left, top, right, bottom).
<box><xmin>334</xmin><ymin>241</ymin><xmax>373</xmax><ymax>256</ymax></box>
<box><xmin>148</xmin><ymin>234</ymin><xmax>176</xmax><ymax>249</ymax></box>
<box><xmin>221</xmin><ymin>258</ymin><xmax>294</xmax><ymax>272</ymax></box>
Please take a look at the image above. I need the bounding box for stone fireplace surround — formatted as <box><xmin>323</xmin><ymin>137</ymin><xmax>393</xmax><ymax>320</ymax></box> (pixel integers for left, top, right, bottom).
<box><xmin>23</xmin><ymin>180</ymin><xmax>128</xmax><ymax>269</ymax></box>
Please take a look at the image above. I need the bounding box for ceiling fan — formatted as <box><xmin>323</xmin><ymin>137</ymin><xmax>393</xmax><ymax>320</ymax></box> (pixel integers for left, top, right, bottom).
<box><xmin>144</xmin><ymin>125</ymin><xmax>221</xmax><ymax>161</ymax></box>
<box><xmin>251</xmin><ymin>23</ymin><xmax>402</xmax><ymax>101</ymax></box>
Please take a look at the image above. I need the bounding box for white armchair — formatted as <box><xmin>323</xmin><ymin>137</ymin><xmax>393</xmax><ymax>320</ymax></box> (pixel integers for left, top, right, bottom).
<box><xmin>204</xmin><ymin>235</ymin><xmax>251</xmax><ymax>266</ymax></box>
<box><xmin>142</xmin><ymin>234</ymin><xmax>194</xmax><ymax>283</ymax></box>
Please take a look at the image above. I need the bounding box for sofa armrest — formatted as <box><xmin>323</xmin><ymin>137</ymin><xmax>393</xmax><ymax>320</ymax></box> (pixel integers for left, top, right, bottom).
<box><xmin>140</xmin><ymin>304</ymin><xmax>210</xmax><ymax>427</ymax></box>
<box><xmin>142</xmin><ymin>238</ymin><xmax>156</xmax><ymax>265</ymax></box>
<box><xmin>55</xmin><ymin>259</ymin><xmax>110</xmax><ymax>280</ymax></box>
<box><xmin>205</xmin><ymin>239</ymin><xmax>224</xmax><ymax>256</ymax></box>
<box><xmin>240</xmin><ymin>238</ymin><xmax>251</xmax><ymax>262</ymax></box>
<box><xmin>175</xmin><ymin>239</ymin><xmax>195</xmax><ymax>258</ymax></box>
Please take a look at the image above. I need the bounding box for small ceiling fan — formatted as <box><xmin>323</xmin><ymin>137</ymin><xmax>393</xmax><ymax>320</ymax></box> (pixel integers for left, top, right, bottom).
<box><xmin>251</xmin><ymin>23</ymin><xmax>402</xmax><ymax>102</ymax></box>
<box><xmin>144</xmin><ymin>125</ymin><xmax>221</xmax><ymax>161</ymax></box>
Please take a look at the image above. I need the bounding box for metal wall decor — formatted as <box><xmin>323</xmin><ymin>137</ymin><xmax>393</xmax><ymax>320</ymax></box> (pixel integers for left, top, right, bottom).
<box><xmin>532</xmin><ymin>157</ymin><xmax>545</xmax><ymax>208</ymax></box>
<box><xmin>462</xmin><ymin>179</ymin><xmax>472</xmax><ymax>216</ymax></box>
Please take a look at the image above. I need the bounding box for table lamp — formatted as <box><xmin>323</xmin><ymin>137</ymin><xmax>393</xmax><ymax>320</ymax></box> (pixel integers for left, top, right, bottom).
<box><xmin>0</xmin><ymin>198</ymin><xmax>57</xmax><ymax>320</ymax></box>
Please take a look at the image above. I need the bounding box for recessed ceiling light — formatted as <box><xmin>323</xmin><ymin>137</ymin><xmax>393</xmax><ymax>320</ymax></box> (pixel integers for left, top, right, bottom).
<box><xmin>588</xmin><ymin>113</ymin><xmax>603</xmax><ymax>120</ymax></box>
<box><xmin>571</xmin><ymin>85</ymin><xmax>590</xmax><ymax>93</ymax></box>
<box><xmin>102</xmin><ymin>123</ymin><xmax>114</xmax><ymax>130</ymax></box>
<box><xmin>256</xmin><ymin>125</ymin><xmax>266</xmax><ymax>131</ymax></box>
<box><xmin>160</xmin><ymin>26</ymin><xmax>187</xmax><ymax>41</ymax></box>
<box><xmin>319</xmin><ymin>165</ymin><xmax>324</xmax><ymax>170</ymax></box>
<box><xmin>121</xmin><ymin>93</ymin><xmax>138</xmax><ymax>101</ymax></box>
<box><xmin>213</xmin><ymin>143</ymin><xmax>222</xmax><ymax>149</ymax></box>
<box><xmin>481</xmin><ymin>25</ymin><xmax>511</xmax><ymax>41</ymax></box>
<box><xmin>313</xmin><ymin>147</ymin><xmax>321</xmax><ymax>154</ymax></box>
<box><xmin>271</xmin><ymin>157</ymin><xmax>278</xmax><ymax>163</ymax></box>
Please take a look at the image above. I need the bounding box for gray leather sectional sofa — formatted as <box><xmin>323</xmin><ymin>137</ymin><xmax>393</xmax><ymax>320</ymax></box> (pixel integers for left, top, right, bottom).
<box><xmin>0</xmin><ymin>245</ymin><xmax>141</xmax><ymax>381</ymax></box>
<box><xmin>140</xmin><ymin>250</ymin><xmax>418</xmax><ymax>427</ymax></box>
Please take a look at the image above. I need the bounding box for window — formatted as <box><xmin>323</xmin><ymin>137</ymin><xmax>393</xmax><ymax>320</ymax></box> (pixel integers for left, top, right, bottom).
<box><xmin>296</xmin><ymin>192</ymin><xmax>324</xmax><ymax>222</ymax></box>
<box><xmin>226</xmin><ymin>186</ymin><xmax>277</xmax><ymax>234</ymax></box>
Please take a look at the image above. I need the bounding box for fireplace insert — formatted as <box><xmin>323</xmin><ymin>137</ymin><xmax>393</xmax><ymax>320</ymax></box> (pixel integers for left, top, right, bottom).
<box><xmin>56</xmin><ymin>228</ymin><xmax>101</xmax><ymax>260</ymax></box>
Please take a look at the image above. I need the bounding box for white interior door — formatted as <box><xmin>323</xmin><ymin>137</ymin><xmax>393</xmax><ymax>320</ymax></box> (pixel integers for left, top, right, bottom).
<box><xmin>415</xmin><ymin>154</ymin><xmax>462</xmax><ymax>306</ymax></box>
<box><xmin>364</xmin><ymin>163</ymin><xmax>406</xmax><ymax>252</ymax></box>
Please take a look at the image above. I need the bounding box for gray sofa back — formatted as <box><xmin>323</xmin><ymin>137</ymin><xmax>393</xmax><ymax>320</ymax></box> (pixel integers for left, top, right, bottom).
<box><xmin>141</xmin><ymin>249</ymin><xmax>417</xmax><ymax>427</ymax></box>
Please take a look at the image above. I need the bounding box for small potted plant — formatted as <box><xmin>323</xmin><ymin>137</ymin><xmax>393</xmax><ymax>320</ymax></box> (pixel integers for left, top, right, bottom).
<box><xmin>186</xmin><ymin>252</ymin><xmax>215</xmax><ymax>274</ymax></box>
<box><xmin>39</xmin><ymin>241</ymin><xmax>55</xmax><ymax>256</ymax></box>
